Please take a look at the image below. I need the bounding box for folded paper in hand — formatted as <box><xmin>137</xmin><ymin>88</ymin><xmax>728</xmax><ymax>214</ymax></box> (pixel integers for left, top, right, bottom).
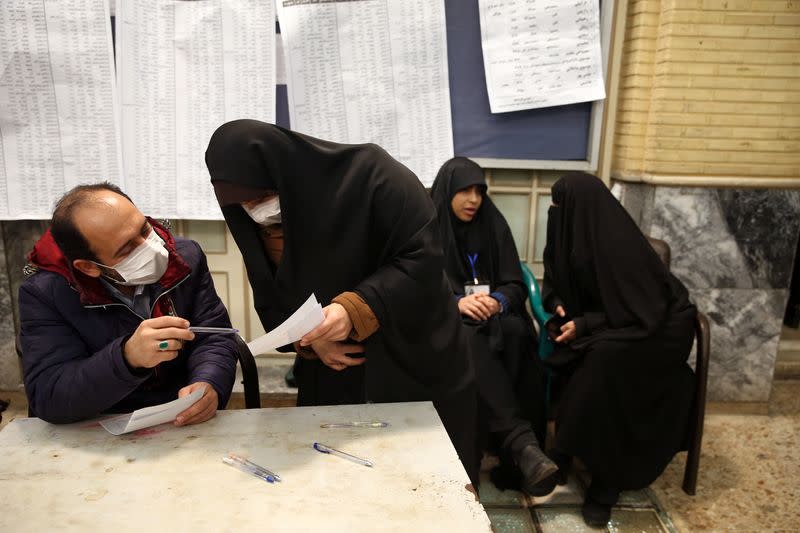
<box><xmin>247</xmin><ymin>293</ymin><xmax>325</xmax><ymax>355</ymax></box>
<box><xmin>100</xmin><ymin>387</ymin><xmax>205</xmax><ymax>435</ymax></box>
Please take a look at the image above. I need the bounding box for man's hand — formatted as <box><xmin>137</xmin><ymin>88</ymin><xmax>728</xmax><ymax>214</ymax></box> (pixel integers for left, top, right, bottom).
<box><xmin>175</xmin><ymin>382</ymin><xmax>218</xmax><ymax>426</ymax></box>
<box><xmin>312</xmin><ymin>340</ymin><xmax>366</xmax><ymax>371</ymax></box>
<box><xmin>300</xmin><ymin>303</ymin><xmax>353</xmax><ymax>346</ymax></box>
<box><xmin>458</xmin><ymin>294</ymin><xmax>493</xmax><ymax>321</ymax></box>
<box><xmin>123</xmin><ymin>316</ymin><xmax>195</xmax><ymax>369</ymax></box>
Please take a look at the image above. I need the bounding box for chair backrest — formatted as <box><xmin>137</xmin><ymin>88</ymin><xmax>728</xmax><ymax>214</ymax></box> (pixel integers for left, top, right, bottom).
<box><xmin>234</xmin><ymin>335</ymin><xmax>261</xmax><ymax>409</ymax></box>
<box><xmin>520</xmin><ymin>262</ymin><xmax>554</xmax><ymax>359</ymax></box>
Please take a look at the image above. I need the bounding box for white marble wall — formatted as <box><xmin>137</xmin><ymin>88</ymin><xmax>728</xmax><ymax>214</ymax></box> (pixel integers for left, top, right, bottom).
<box><xmin>0</xmin><ymin>225</ymin><xmax>19</xmax><ymax>390</ymax></box>
<box><xmin>0</xmin><ymin>221</ymin><xmax>49</xmax><ymax>390</ymax></box>
<box><xmin>616</xmin><ymin>183</ymin><xmax>800</xmax><ymax>402</ymax></box>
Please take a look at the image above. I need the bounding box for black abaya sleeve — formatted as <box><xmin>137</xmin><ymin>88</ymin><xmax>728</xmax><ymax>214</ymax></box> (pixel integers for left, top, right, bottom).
<box><xmin>573</xmin><ymin>311</ymin><xmax>609</xmax><ymax>338</ymax></box>
<box><xmin>351</xmin><ymin>171</ymin><xmax>462</xmax><ymax>387</ymax></box>
<box><xmin>542</xmin><ymin>270</ymin><xmax>565</xmax><ymax>314</ymax></box>
<box><xmin>492</xmin><ymin>223</ymin><xmax>528</xmax><ymax>313</ymax></box>
<box><xmin>353</xmin><ymin>183</ymin><xmax>443</xmax><ymax>325</ymax></box>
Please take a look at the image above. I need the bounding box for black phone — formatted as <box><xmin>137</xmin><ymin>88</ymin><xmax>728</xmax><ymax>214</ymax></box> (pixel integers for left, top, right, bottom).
<box><xmin>545</xmin><ymin>314</ymin><xmax>571</xmax><ymax>340</ymax></box>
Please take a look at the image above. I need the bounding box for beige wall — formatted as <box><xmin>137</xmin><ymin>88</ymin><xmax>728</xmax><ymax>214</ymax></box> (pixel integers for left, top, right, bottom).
<box><xmin>612</xmin><ymin>0</ymin><xmax>800</xmax><ymax>185</ymax></box>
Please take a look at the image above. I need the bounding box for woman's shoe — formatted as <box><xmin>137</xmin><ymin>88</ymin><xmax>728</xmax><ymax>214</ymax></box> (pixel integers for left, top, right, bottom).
<box><xmin>514</xmin><ymin>444</ymin><xmax>559</xmax><ymax>497</ymax></box>
<box><xmin>549</xmin><ymin>449</ymin><xmax>571</xmax><ymax>486</ymax></box>
<box><xmin>581</xmin><ymin>498</ymin><xmax>612</xmax><ymax>527</ymax></box>
<box><xmin>582</xmin><ymin>481</ymin><xmax>620</xmax><ymax>527</ymax></box>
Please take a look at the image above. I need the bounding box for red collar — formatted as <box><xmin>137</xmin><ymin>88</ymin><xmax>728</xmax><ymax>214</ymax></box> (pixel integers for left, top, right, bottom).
<box><xmin>27</xmin><ymin>218</ymin><xmax>191</xmax><ymax>306</ymax></box>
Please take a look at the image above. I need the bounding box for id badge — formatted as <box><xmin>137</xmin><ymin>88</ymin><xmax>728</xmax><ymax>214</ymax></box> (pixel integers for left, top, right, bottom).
<box><xmin>464</xmin><ymin>283</ymin><xmax>490</xmax><ymax>296</ymax></box>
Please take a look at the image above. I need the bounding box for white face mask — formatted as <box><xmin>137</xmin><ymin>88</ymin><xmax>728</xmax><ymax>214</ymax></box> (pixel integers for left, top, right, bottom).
<box><xmin>242</xmin><ymin>196</ymin><xmax>281</xmax><ymax>226</ymax></box>
<box><xmin>96</xmin><ymin>230</ymin><xmax>169</xmax><ymax>286</ymax></box>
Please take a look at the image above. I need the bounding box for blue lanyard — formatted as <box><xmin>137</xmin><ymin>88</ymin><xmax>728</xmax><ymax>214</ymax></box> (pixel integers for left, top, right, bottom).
<box><xmin>467</xmin><ymin>253</ymin><xmax>479</xmax><ymax>284</ymax></box>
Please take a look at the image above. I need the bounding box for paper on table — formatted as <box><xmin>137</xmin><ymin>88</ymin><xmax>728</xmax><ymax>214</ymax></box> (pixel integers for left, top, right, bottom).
<box><xmin>247</xmin><ymin>294</ymin><xmax>325</xmax><ymax>356</ymax></box>
<box><xmin>100</xmin><ymin>387</ymin><xmax>205</xmax><ymax>435</ymax></box>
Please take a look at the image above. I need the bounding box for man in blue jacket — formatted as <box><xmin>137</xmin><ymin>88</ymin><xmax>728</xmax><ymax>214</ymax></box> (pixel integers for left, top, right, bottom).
<box><xmin>19</xmin><ymin>183</ymin><xmax>238</xmax><ymax>425</ymax></box>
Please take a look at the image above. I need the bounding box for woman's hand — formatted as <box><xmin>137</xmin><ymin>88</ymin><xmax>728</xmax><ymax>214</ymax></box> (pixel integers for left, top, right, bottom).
<box><xmin>458</xmin><ymin>294</ymin><xmax>493</xmax><ymax>321</ymax></box>
<box><xmin>312</xmin><ymin>340</ymin><xmax>366</xmax><ymax>371</ymax></box>
<box><xmin>555</xmin><ymin>321</ymin><xmax>577</xmax><ymax>344</ymax></box>
<box><xmin>300</xmin><ymin>303</ymin><xmax>352</xmax><ymax>346</ymax></box>
<box><xmin>555</xmin><ymin>305</ymin><xmax>578</xmax><ymax>343</ymax></box>
<box><xmin>553</xmin><ymin>305</ymin><xmax>576</xmax><ymax>343</ymax></box>
<box><xmin>476</xmin><ymin>294</ymin><xmax>502</xmax><ymax>316</ymax></box>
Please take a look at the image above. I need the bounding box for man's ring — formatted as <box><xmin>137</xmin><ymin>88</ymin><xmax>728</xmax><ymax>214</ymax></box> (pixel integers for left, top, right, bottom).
<box><xmin>158</xmin><ymin>341</ymin><xmax>169</xmax><ymax>351</ymax></box>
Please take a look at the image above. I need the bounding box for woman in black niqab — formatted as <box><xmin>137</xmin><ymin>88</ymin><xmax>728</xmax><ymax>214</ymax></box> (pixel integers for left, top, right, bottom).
<box><xmin>542</xmin><ymin>172</ymin><xmax>696</xmax><ymax>526</ymax></box>
<box><xmin>431</xmin><ymin>157</ymin><xmax>555</xmax><ymax>497</ymax></box>
<box><xmin>205</xmin><ymin>120</ymin><xmax>479</xmax><ymax>485</ymax></box>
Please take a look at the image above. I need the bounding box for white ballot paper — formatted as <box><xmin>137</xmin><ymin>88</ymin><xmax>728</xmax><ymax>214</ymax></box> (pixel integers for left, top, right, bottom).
<box><xmin>100</xmin><ymin>387</ymin><xmax>205</xmax><ymax>435</ymax></box>
<box><xmin>247</xmin><ymin>294</ymin><xmax>325</xmax><ymax>356</ymax></box>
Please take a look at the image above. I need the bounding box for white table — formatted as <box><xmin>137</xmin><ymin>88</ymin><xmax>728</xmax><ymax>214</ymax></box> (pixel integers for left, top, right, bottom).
<box><xmin>0</xmin><ymin>401</ymin><xmax>490</xmax><ymax>532</ymax></box>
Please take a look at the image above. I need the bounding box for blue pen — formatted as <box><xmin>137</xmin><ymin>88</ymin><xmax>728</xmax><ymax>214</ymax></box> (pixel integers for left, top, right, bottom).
<box><xmin>222</xmin><ymin>456</ymin><xmax>275</xmax><ymax>483</ymax></box>
<box><xmin>228</xmin><ymin>453</ymin><xmax>282</xmax><ymax>482</ymax></box>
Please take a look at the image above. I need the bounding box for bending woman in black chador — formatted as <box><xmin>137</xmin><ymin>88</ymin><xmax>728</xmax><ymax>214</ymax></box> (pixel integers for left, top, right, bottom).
<box><xmin>206</xmin><ymin>121</ymin><xmax>480</xmax><ymax>486</ymax></box>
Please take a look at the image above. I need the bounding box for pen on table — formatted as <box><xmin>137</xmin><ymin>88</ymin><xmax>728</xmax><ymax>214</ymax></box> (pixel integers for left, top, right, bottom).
<box><xmin>228</xmin><ymin>453</ymin><xmax>282</xmax><ymax>482</ymax></box>
<box><xmin>320</xmin><ymin>421</ymin><xmax>389</xmax><ymax>429</ymax></box>
<box><xmin>313</xmin><ymin>442</ymin><xmax>373</xmax><ymax>468</ymax></box>
<box><xmin>222</xmin><ymin>456</ymin><xmax>275</xmax><ymax>483</ymax></box>
<box><xmin>188</xmin><ymin>326</ymin><xmax>239</xmax><ymax>334</ymax></box>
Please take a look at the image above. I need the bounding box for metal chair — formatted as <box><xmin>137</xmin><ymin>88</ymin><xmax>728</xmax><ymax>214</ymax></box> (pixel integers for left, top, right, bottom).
<box><xmin>646</xmin><ymin>236</ymin><xmax>709</xmax><ymax>496</ymax></box>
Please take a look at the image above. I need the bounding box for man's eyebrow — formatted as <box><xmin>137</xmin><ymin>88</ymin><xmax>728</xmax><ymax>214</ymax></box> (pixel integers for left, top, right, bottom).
<box><xmin>113</xmin><ymin>220</ymin><xmax>149</xmax><ymax>258</ymax></box>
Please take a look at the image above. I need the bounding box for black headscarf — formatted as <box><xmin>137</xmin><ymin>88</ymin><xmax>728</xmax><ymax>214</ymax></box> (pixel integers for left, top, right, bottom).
<box><xmin>543</xmin><ymin>172</ymin><xmax>692</xmax><ymax>350</ymax></box>
<box><xmin>430</xmin><ymin>157</ymin><xmax>527</xmax><ymax>313</ymax></box>
<box><xmin>205</xmin><ymin>120</ymin><xmax>471</xmax><ymax>399</ymax></box>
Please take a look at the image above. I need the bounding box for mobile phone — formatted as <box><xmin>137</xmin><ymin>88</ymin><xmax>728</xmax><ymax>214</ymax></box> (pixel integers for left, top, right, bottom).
<box><xmin>545</xmin><ymin>314</ymin><xmax>571</xmax><ymax>340</ymax></box>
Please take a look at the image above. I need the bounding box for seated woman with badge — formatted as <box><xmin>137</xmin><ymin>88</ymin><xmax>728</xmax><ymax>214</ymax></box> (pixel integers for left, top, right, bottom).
<box><xmin>431</xmin><ymin>157</ymin><xmax>556</xmax><ymax>496</ymax></box>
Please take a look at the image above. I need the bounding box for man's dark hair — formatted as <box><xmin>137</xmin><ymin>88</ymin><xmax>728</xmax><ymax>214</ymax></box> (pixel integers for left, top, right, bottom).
<box><xmin>50</xmin><ymin>182</ymin><xmax>134</xmax><ymax>262</ymax></box>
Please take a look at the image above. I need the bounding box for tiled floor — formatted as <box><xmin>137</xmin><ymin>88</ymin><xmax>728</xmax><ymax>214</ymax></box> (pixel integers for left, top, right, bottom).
<box><xmin>2</xmin><ymin>380</ymin><xmax>799</xmax><ymax>531</ymax></box>
<box><xmin>479</xmin><ymin>455</ymin><xmax>678</xmax><ymax>533</ymax></box>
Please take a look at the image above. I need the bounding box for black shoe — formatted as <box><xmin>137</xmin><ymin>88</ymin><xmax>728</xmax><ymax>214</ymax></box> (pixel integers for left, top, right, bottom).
<box><xmin>525</xmin><ymin>469</ymin><xmax>559</xmax><ymax>497</ymax></box>
<box><xmin>550</xmin><ymin>449</ymin><xmax>571</xmax><ymax>486</ymax></box>
<box><xmin>514</xmin><ymin>444</ymin><xmax>559</xmax><ymax>497</ymax></box>
<box><xmin>581</xmin><ymin>498</ymin><xmax>612</xmax><ymax>527</ymax></box>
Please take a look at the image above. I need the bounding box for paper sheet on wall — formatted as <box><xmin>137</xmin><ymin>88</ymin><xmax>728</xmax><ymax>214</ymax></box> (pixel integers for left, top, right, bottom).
<box><xmin>0</xmin><ymin>0</ymin><xmax>122</xmax><ymax>220</ymax></box>
<box><xmin>277</xmin><ymin>0</ymin><xmax>453</xmax><ymax>187</ymax></box>
<box><xmin>99</xmin><ymin>387</ymin><xmax>205</xmax><ymax>435</ymax></box>
<box><xmin>247</xmin><ymin>293</ymin><xmax>325</xmax><ymax>356</ymax></box>
<box><xmin>117</xmin><ymin>0</ymin><xmax>276</xmax><ymax>220</ymax></box>
<box><xmin>478</xmin><ymin>0</ymin><xmax>605</xmax><ymax>113</ymax></box>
